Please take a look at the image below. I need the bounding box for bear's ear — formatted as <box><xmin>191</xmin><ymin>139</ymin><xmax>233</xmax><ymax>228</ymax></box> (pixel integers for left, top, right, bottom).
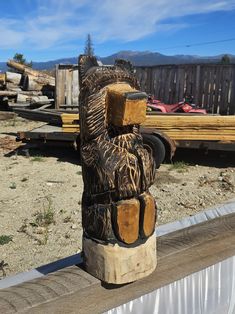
<box><xmin>115</xmin><ymin>59</ymin><xmax>134</xmax><ymax>74</ymax></box>
<box><xmin>78</xmin><ymin>55</ymin><xmax>99</xmax><ymax>79</ymax></box>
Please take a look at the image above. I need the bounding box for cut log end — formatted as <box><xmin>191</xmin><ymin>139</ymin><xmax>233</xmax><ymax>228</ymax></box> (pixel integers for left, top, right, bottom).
<box><xmin>83</xmin><ymin>233</ymin><xmax>157</xmax><ymax>284</ymax></box>
<box><xmin>106</xmin><ymin>83</ymin><xmax>147</xmax><ymax>126</ymax></box>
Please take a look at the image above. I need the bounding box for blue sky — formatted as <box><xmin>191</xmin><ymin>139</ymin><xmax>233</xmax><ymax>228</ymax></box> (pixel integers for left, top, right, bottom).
<box><xmin>0</xmin><ymin>0</ymin><xmax>235</xmax><ymax>62</ymax></box>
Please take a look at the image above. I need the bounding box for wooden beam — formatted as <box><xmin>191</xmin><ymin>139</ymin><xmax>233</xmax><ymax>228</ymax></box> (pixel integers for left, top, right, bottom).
<box><xmin>0</xmin><ymin>213</ymin><xmax>234</xmax><ymax>313</ymax></box>
<box><xmin>6</xmin><ymin>71</ymin><xmax>22</xmax><ymax>85</ymax></box>
<box><xmin>0</xmin><ymin>91</ymin><xmax>43</xmax><ymax>97</ymax></box>
<box><xmin>7</xmin><ymin>60</ymin><xmax>55</xmax><ymax>87</ymax></box>
<box><xmin>106</xmin><ymin>83</ymin><xmax>147</xmax><ymax>126</ymax></box>
<box><xmin>0</xmin><ymin>73</ymin><xmax>6</xmax><ymax>85</ymax></box>
<box><xmin>143</xmin><ymin>114</ymin><xmax>235</xmax><ymax>141</ymax></box>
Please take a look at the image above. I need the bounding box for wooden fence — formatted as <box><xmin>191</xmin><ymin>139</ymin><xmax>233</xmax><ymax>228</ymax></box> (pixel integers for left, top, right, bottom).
<box><xmin>135</xmin><ymin>64</ymin><xmax>235</xmax><ymax>114</ymax></box>
<box><xmin>55</xmin><ymin>64</ymin><xmax>79</xmax><ymax>110</ymax></box>
<box><xmin>55</xmin><ymin>63</ymin><xmax>235</xmax><ymax>114</ymax></box>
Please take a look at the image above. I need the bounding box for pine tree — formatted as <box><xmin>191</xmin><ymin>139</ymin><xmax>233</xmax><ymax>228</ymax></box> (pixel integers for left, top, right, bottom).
<box><xmin>13</xmin><ymin>53</ymin><xmax>26</xmax><ymax>64</ymax></box>
<box><xmin>84</xmin><ymin>34</ymin><xmax>94</xmax><ymax>56</ymax></box>
<box><xmin>13</xmin><ymin>53</ymin><xmax>33</xmax><ymax>67</ymax></box>
<box><xmin>220</xmin><ymin>54</ymin><xmax>230</xmax><ymax>65</ymax></box>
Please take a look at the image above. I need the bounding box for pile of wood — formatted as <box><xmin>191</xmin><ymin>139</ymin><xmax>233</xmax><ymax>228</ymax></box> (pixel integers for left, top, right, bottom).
<box><xmin>0</xmin><ymin>60</ymin><xmax>55</xmax><ymax>110</ymax></box>
<box><xmin>0</xmin><ymin>73</ymin><xmax>5</xmax><ymax>88</ymax></box>
<box><xmin>144</xmin><ymin>115</ymin><xmax>235</xmax><ymax>141</ymax></box>
<box><xmin>61</xmin><ymin>113</ymin><xmax>80</xmax><ymax>132</ymax></box>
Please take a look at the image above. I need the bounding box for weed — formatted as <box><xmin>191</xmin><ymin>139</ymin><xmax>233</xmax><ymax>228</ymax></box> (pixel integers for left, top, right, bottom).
<box><xmin>32</xmin><ymin>197</ymin><xmax>55</xmax><ymax>228</ymax></box>
<box><xmin>9</xmin><ymin>182</ymin><xmax>17</xmax><ymax>189</ymax></box>
<box><xmin>34</xmin><ymin>208</ymin><xmax>54</xmax><ymax>227</ymax></box>
<box><xmin>0</xmin><ymin>235</ymin><xmax>13</xmax><ymax>245</ymax></box>
<box><xmin>169</xmin><ymin>161</ymin><xmax>189</xmax><ymax>173</ymax></box>
<box><xmin>31</xmin><ymin>156</ymin><xmax>44</xmax><ymax>162</ymax></box>
<box><xmin>21</xmin><ymin>177</ymin><xmax>28</xmax><ymax>182</ymax></box>
<box><xmin>37</xmin><ymin>228</ymin><xmax>49</xmax><ymax>245</ymax></box>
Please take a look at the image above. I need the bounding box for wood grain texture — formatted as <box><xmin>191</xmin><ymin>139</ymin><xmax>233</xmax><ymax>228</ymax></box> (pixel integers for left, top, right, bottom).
<box><xmin>79</xmin><ymin>55</ymin><xmax>156</xmax><ymax>244</ymax></box>
<box><xmin>5</xmin><ymin>72</ymin><xmax>22</xmax><ymax>85</ymax></box>
<box><xmin>114</xmin><ymin>198</ymin><xmax>140</xmax><ymax>244</ymax></box>
<box><xmin>106</xmin><ymin>83</ymin><xmax>147</xmax><ymax>126</ymax></box>
<box><xmin>139</xmin><ymin>192</ymin><xmax>156</xmax><ymax>237</ymax></box>
<box><xmin>7</xmin><ymin>60</ymin><xmax>55</xmax><ymax>87</ymax></box>
<box><xmin>78</xmin><ymin>55</ymin><xmax>157</xmax><ymax>283</ymax></box>
<box><xmin>55</xmin><ymin>65</ymin><xmax>79</xmax><ymax>109</ymax></box>
<box><xmin>0</xmin><ymin>73</ymin><xmax>5</xmax><ymax>85</ymax></box>
<box><xmin>83</xmin><ymin>233</ymin><xmax>157</xmax><ymax>284</ymax></box>
<box><xmin>135</xmin><ymin>64</ymin><xmax>235</xmax><ymax>115</ymax></box>
<box><xmin>1</xmin><ymin>213</ymin><xmax>235</xmax><ymax>313</ymax></box>
<box><xmin>143</xmin><ymin>114</ymin><xmax>235</xmax><ymax>141</ymax></box>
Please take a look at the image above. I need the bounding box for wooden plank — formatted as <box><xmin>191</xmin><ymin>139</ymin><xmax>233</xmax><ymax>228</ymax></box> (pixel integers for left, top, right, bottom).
<box><xmin>170</xmin><ymin>67</ymin><xmax>177</xmax><ymax>103</ymax></box>
<box><xmin>72</xmin><ymin>69</ymin><xmax>79</xmax><ymax>106</ymax></box>
<box><xmin>65</xmin><ymin>68</ymin><xmax>72</xmax><ymax>107</ymax></box>
<box><xmin>134</xmin><ymin>64</ymin><xmax>235</xmax><ymax>114</ymax></box>
<box><xmin>144</xmin><ymin>114</ymin><xmax>235</xmax><ymax>127</ymax></box>
<box><xmin>2</xmin><ymin>213</ymin><xmax>234</xmax><ymax>314</ymax></box>
<box><xmin>164</xmin><ymin>66</ymin><xmax>172</xmax><ymax>103</ymax></box>
<box><xmin>214</xmin><ymin>65</ymin><xmax>222</xmax><ymax>113</ymax></box>
<box><xmin>0</xmin><ymin>73</ymin><xmax>6</xmax><ymax>84</ymax></box>
<box><xmin>194</xmin><ymin>65</ymin><xmax>201</xmax><ymax>105</ymax></box>
<box><xmin>14</xmin><ymin>108</ymin><xmax>62</xmax><ymax>125</ymax></box>
<box><xmin>220</xmin><ymin>66</ymin><xmax>229</xmax><ymax>114</ymax></box>
<box><xmin>204</xmin><ymin>66</ymin><xmax>210</xmax><ymax>109</ymax></box>
<box><xmin>143</xmin><ymin>114</ymin><xmax>235</xmax><ymax>140</ymax></box>
<box><xmin>229</xmin><ymin>66</ymin><xmax>235</xmax><ymax>114</ymax></box>
<box><xmin>56</xmin><ymin>65</ymin><xmax>62</xmax><ymax>109</ymax></box>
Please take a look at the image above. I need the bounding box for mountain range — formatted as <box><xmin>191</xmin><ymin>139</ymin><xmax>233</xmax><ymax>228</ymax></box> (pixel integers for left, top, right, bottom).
<box><xmin>0</xmin><ymin>51</ymin><xmax>234</xmax><ymax>71</ymax></box>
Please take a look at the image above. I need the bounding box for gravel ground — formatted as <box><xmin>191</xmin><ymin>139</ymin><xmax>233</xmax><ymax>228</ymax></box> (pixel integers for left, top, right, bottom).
<box><xmin>0</xmin><ymin>117</ymin><xmax>235</xmax><ymax>279</ymax></box>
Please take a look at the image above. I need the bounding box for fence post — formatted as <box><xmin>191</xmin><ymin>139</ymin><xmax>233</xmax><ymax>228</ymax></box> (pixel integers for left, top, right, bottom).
<box><xmin>146</xmin><ymin>67</ymin><xmax>153</xmax><ymax>94</ymax></box>
<box><xmin>194</xmin><ymin>65</ymin><xmax>201</xmax><ymax>105</ymax></box>
<box><xmin>230</xmin><ymin>65</ymin><xmax>235</xmax><ymax>115</ymax></box>
<box><xmin>55</xmin><ymin>64</ymin><xmax>59</xmax><ymax>109</ymax></box>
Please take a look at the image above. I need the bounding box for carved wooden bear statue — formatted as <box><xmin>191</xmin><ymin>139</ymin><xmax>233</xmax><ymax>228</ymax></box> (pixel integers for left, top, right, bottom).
<box><xmin>79</xmin><ymin>55</ymin><xmax>157</xmax><ymax>284</ymax></box>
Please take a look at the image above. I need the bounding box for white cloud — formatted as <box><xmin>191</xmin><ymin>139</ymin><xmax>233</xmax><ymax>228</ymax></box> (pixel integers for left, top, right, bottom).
<box><xmin>0</xmin><ymin>0</ymin><xmax>234</xmax><ymax>50</ymax></box>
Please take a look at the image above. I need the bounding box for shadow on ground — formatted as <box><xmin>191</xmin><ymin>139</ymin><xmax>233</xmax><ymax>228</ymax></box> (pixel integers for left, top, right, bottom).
<box><xmin>2</xmin><ymin>133</ymin><xmax>235</xmax><ymax>168</ymax></box>
<box><xmin>3</xmin><ymin>142</ymin><xmax>81</xmax><ymax>165</ymax></box>
<box><xmin>169</xmin><ymin>148</ymin><xmax>235</xmax><ymax>168</ymax></box>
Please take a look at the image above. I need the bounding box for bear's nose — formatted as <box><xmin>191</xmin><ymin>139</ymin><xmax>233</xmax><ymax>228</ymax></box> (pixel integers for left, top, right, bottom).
<box><xmin>106</xmin><ymin>83</ymin><xmax>147</xmax><ymax>126</ymax></box>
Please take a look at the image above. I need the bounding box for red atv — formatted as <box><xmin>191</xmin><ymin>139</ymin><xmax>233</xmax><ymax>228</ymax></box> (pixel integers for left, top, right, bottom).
<box><xmin>147</xmin><ymin>95</ymin><xmax>207</xmax><ymax>114</ymax></box>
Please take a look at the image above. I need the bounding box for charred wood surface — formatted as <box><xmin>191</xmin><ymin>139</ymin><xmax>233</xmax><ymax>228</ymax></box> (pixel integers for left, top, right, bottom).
<box><xmin>79</xmin><ymin>56</ymin><xmax>157</xmax><ymax>283</ymax></box>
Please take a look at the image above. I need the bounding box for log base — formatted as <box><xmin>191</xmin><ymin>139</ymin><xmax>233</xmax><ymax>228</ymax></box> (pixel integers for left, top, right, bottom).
<box><xmin>83</xmin><ymin>233</ymin><xmax>157</xmax><ymax>284</ymax></box>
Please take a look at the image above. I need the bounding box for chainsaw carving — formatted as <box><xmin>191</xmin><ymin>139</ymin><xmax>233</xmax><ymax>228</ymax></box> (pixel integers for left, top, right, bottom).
<box><xmin>79</xmin><ymin>55</ymin><xmax>157</xmax><ymax>284</ymax></box>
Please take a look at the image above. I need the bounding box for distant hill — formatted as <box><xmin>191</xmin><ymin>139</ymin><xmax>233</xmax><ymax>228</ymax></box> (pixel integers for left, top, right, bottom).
<box><xmin>0</xmin><ymin>51</ymin><xmax>234</xmax><ymax>72</ymax></box>
<box><xmin>100</xmin><ymin>51</ymin><xmax>235</xmax><ymax>66</ymax></box>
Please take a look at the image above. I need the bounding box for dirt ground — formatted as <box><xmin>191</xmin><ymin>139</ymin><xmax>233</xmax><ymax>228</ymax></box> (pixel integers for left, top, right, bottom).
<box><xmin>0</xmin><ymin>117</ymin><xmax>235</xmax><ymax>279</ymax></box>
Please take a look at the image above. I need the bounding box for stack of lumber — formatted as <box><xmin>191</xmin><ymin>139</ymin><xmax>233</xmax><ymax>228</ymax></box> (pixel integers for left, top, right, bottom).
<box><xmin>61</xmin><ymin>113</ymin><xmax>80</xmax><ymax>132</ymax></box>
<box><xmin>0</xmin><ymin>60</ymin><xmax>55</xmax><ymax>110</ymax></box>
<box><xmin>143</xmin><ymin>115</ymin><xmax>235</xmax><ymax>141</ymax></box>
<box><xmin>14</xmin><ymin>108</ymin><xmax>63</xmax><ymax>125</ymax></box>
<box><xmin>7</xmin><ymin>60</ymin><xmax>55</xmax><ymax>91</ymax></box>
<box><xmin>0</xmin><ymin>73</ymin><xmax>6</xmax><ymax>89</ymax></box>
